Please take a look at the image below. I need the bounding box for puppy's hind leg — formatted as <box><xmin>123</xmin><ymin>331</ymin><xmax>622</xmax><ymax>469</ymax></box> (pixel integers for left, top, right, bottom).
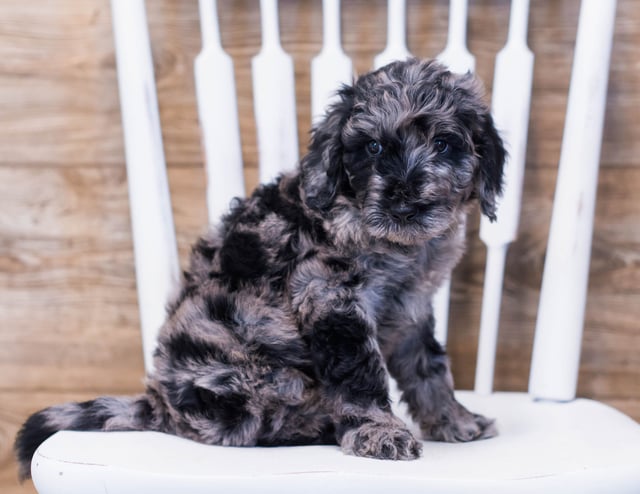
<box><xmin>387</xmin><ymin>315</ymin><xmax>497</xmax><ymax>443</ymax></box>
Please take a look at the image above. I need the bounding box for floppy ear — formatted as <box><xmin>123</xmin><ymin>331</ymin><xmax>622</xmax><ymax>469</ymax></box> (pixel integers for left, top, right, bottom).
<box><xmin>474</xmin><ymin>112</ymin><xmax>506</xmax><ymax>222</ymax></box>
<box><xmin>449</xmin><ymin>72</ymin><xmax>506</xmax><ymax>222</ymax></box>
<box><xmin>300</xmin><ymin>86</ymin><xmax>354</xmax><ymax>210</ymax></box>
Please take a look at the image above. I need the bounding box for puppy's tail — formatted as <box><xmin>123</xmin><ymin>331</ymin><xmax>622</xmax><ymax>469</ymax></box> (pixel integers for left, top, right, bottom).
<box><xmin>14</xmin><ymin>394</ymin><xmax>157</xmax><ymax>481</ymax></box>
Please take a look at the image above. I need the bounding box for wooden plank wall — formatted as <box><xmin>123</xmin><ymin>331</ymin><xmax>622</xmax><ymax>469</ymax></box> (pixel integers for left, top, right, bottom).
<box><xmin>1</xmin><ymin>0</ymin><xmax>638</xmax><ymax>491</ymax></box>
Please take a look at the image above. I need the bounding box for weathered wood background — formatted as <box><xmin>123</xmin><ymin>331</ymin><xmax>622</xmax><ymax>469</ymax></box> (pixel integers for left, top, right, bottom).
<box><xmin>1</xmin><ymin>0</ymin><xmax>638</xmax><ymax>491</ymax></box>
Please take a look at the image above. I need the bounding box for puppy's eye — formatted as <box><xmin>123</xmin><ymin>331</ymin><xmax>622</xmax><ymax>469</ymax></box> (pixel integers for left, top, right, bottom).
<box><xmin>434</xmin><ymin>139</ymin><xmax>449</xmax><ymax>155</ymax></box>
<box><xmin>366</xmin><ymin>140</ymin><xmax>383</xmax><ymax>156</ymax></box>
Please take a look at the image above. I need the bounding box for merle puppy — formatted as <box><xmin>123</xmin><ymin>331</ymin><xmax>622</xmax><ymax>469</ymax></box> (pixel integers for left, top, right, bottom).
<box><xmin>15</xmin><ymin>59</ymin><xmax>504</xmax><ymax>479</ymax></box>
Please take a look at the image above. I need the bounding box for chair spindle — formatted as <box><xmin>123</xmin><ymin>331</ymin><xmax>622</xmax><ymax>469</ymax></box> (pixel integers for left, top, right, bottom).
<box><xmin>110</xmin><ymin>0</ymin><xmax>180</xmax><ymax>373</ymax></box>
<box><xmin>432</xmin><ymin>0</ymin><xmax>475</xmax><ymax>346</ymax></box>
<box><xmin>252</xmin><ymin>0</ymin><xmax>299</xmax><ymax>185</ymax></box>
<box><xmin>374</xmin><ymin>0</ymin><xmax>412</xmax><ymax>69</ymax></box>
<box><xmin>475</xmin><ymin>0</ymin><xmax>533</xmax><ymax>395</ymax></box>
<box><xmin>311</xmin><ymin>0</ymin><xmax>353</xmax><ymax>123</ymax></box>
<box><xmin>529</xmin><ymin>0</ymin><xmax>617</xmax><ymax>402</ymax></box>
<box><xmin>195</xmin><ymin>0</ymin><xmax>246</xmax><ymax>222</ymax></box>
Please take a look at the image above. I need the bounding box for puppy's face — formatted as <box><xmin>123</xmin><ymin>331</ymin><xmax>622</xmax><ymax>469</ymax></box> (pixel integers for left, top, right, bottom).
<box><xmin>302</xmin><ymin>59</ymin><xmax>505</xmax><ymax>245</ymax></box>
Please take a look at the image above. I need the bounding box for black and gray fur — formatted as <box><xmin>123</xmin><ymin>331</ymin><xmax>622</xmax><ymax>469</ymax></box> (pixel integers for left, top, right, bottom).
<box><xmin>15</xmin><ymin>59</ymin><xmax>505</xmax><ymax>480</ymax></box>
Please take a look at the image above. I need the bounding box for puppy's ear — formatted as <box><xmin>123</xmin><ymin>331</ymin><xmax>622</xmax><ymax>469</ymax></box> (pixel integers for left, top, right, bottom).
<box><xmin>452</xmin><ymin>72</ymin><xmax>506</xmax><ymax>222</ymax></box>
<box><xmin>474</xmin><ymin>112</ymin><xmax>506</xmax><ymax>222</ymax></box>
<box><xmin>301</xmin><ymin>85</ymin><xmax>354</xmax><ymax>210</ymax></box>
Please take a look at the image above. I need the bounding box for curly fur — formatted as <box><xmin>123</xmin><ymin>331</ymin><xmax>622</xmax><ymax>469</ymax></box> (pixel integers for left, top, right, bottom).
<box><xmin>15</xmin><ymin>59</ymin><xmax>505</xmax><ymax>480</ymax></box>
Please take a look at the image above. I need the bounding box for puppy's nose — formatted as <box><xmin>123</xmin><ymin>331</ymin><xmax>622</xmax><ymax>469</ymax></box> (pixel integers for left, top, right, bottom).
<box><xmin>390</xmin><ymin>202</ymin><xmax>417</xmax><ymax>222</ymax></box>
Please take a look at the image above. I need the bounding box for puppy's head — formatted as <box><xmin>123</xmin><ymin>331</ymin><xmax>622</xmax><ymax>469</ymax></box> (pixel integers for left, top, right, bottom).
<box><xmin>301</xmin><ymin>58</ymin><xmax>505</xmax><ymax>245</ymax></box>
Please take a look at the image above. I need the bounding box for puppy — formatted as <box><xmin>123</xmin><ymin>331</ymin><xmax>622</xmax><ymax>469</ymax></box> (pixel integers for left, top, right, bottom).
<box><xmin>15</xmin><ymin>59</ymin><xmax>504</xmax><ymax>479</ymax></box>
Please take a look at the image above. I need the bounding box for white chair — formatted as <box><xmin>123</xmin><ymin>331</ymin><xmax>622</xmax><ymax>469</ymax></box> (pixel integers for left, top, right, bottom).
<box><xmin>29</xmin><ymin>0</ymin><xmax>640</xmax><ymax>493</ymax></box>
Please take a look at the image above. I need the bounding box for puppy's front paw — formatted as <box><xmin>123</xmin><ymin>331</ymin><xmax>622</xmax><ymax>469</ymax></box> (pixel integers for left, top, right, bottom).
<box><xmin>341</xmin><ymin>420</ymin><xmax>422</xmax><ymax>460</ymax></box>
<box><xmin>424</xmin><ymin>404</ymin><xmax>497</xmax><ymax>443</ymax></box>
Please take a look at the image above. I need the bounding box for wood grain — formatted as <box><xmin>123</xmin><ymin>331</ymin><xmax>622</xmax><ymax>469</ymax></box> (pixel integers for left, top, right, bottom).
<box><xmin>1</xmin><ymin>1</ymin><xmax>639</xmax><ymax>492</ymax></box>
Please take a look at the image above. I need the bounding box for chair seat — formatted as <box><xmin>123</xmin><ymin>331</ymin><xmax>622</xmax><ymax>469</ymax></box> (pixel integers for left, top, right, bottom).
<box><xmin>31</xmin><ymin>392</ymin><xmax>640</xmax><ymax>494</ymax></box>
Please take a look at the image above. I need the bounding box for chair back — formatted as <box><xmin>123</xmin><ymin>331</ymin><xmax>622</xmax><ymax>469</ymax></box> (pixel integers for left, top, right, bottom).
<box><xmin>109</xmin><ymin>0</ymin><xmax>617</xmax><ymax>402</ymax></box>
